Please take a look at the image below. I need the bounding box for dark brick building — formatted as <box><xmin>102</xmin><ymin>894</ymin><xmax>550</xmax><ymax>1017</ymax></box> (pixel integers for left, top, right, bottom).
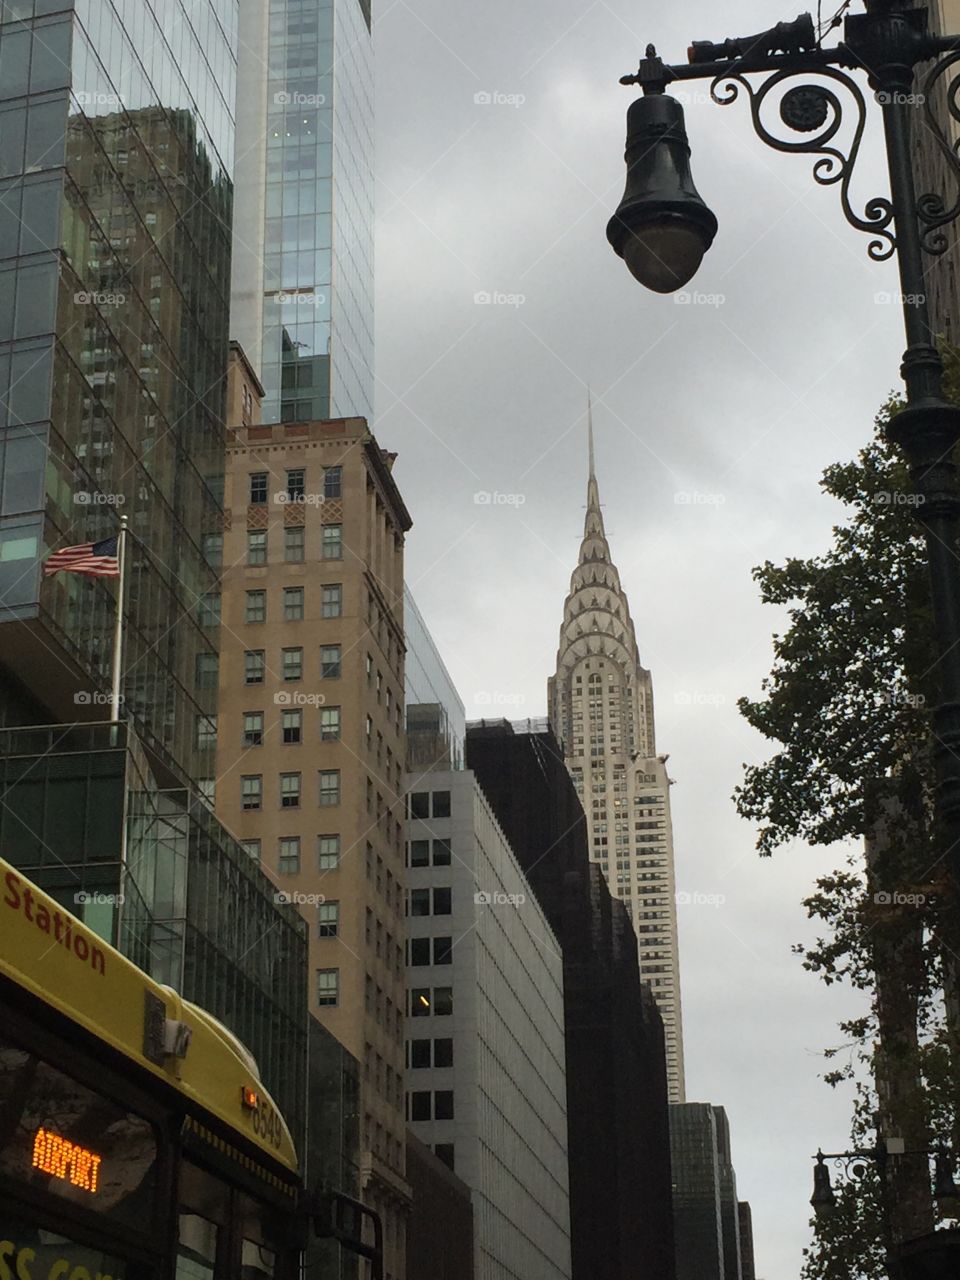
<box><xmin>466</xmin><ymin>719</ymin><xmax>676</xmax><ymax>1280</ymax></box>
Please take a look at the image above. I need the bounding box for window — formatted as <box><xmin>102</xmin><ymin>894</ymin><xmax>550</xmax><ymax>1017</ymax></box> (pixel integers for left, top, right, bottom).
<box><xmin>433</xmin><ymin>838</ymin><xmax>452</xmax><ymax>866</ymax></box>
<box><xmin>319</xmin><ymin>770</ymin><xmax>340</xmax><ymax>806</ymax></box>
<box><xmin>278</xmin><ymin>837</ymin><xmax>300</xmax><ymax>874</ymax></box>
<box><xmin>433</xmin><ymin>888</ymin><xmax>452</xmax><ymax>916</ymax></box>
<box><xmin>196</xmin><ymin>715</ymin><xmax>217</xmax><ymax>750</ymax></box>
<box><xmin>432</xmin><ymin>791</ymin><xmax>451</xmax><ymax>818</ymax></box>
<box><xmin>318</xmin><ymin>901</ymin><xmax>339</xmax><ymax>938</ymax></box>
<box><xmin>409</xmin><ymin>1039</ymin><xmax>431</xmax><ymax>1069</ymax></box>
<box><xmin>318</xmin><ymin>834</ymin><xmax>340</xmax><ymax>869</ymax></box>
<box><xmin>408</xmin><ymin>840</ymin><xmax>429</xmax><ymax>868</ymax></box>
<box><xmin>250</xmin><ymin>472</ymin><xmax>268</xmax><ymax>504</ymax></box>
<box><xmin>282</xmin><ymin>647</ymin><xmax>303</xmax><ymax>681</ymax></box>
<box><xmin>320</xmin><ymin>706</ymin><xmax>341</xmax><ymax>741</ymax></box>
<box><xmin>321</xmin><ymin>584</ymin><xmax>342</xmax><ymax>617</ymax></box>
<box><xmin>201</xmin><ymin>532</ymin><xmax>222</xmax><ymax>568</ymax></box>
<box><xmin>409</xmin><ymin>889</ymin><xmax>430</xmax><ymax>917</ymax></box>
<box><xmin>409</xmin><ymin>937</ymin><xmax>431</xmax><ymax>966</ymax></box>
<box><xmin>243</xmin><ymin>712</ymin><xmax>264</xmax><ymax>747</ymax></box>
<box><xmin>242</xmin><ymin>776</ymin><xmax>262</xmax><ymax>810</ymax></box>
<box><xmin>317</xmin><ymin>968</ymin><xmax>339</xmax><ymax>1006</ymax></box>
<box><xmin>434</xmin><ymin>1091</ymin><xmax>454</xmax><ymax>1121</ymax></box>
<box><xmin>280</xmin><ymin>772</ymin><xmax>301</xmax><ymax>808</ymax></box>
<box><xmin>410</xmin><ymin>989</ymin><xmax>431</xmax><ymax>1017</ymax></box>
<box><xmin>433</xmin><ymin>988</ymin><xmax>453</xmax><ymax>1016</ymax></box>
<box><xmin>409</xmin><ymin>792</ymin><xmax>429</xmax><ymax>819</ymax></box>
<box><xmin>284</xmin><ymin>526</ymin><xmax>304</xmax><ymax>562</ymax></box>
<box><xmin>245</xmin><ymin>590</ymin><xmax>266</xmax><ymax>623</ymax></box>
<box><xmin>284</xmin><ymin>587</ymin><xmax>304</xmax><ymax>620</ymax></box>
<box><xmin>366</xmin><ymin>654</ymin><xmax>373</xmax><ymax>682</ymax></box>
<box><xmin>433</xmin><ymin>937</ymin><xmax>453</xmax><ymax>965</ymax></box>
<box><xmin>433</xmin><ymin>1038</ymin><xmax>453</xmax><ymax>1068</ymax></box>
<box><xmin>321</xmin><ymin>644</ymin><xmax>341</xmax><ymax>678</ymax></box>
<box><xmin>247</xmin><ymin>529</ymin><xmax>267</xmax><ymax>565</ymax></box>
<box><xmin>281</xmin><ymin>709</ymin><xmax>302</xmax><ymax>744</ymax></box>
<box><xmin>435</xmin><ymin>1144</ymin><xmax>455</xmax><ymax>1171</ymax></box>
<box><xmin>409</xmin><ymin>1092</ymin><xmax>431</xmax><ymax>1122</ymax></box>
<box><xmin>286</xmin><ymin>468</ymin><xmax>305</xmax><ymax>500</ymax></box>
<box><xmin>195</xmin><ymin>653</ymin><xmax>218</xmax><ymax>689</ymax></box>
<box><xmin>322</xmin><ymin>524</ymin><xmax>342</xmax><ymax>559</ymax></box>
<box><xmin>324</xmin><ymin>466</ymin><xmax>342</xmax><ymax>499</ymax></box>
<box><xmin>197</xmin><ymin>593</ymin><xmax>220</xmax><ymax>627</ymax></box>
<box><xmin>244</xmin><ymin>650</ymin><xmax>265</xmax><ymax>684</ymax></box>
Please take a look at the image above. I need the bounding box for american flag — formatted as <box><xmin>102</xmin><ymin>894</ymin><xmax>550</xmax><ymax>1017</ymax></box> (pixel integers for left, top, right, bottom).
<box><xmin>43</xmin><ymin>535</ymin><xmax>120</xmax><ymax>579</ymax></box>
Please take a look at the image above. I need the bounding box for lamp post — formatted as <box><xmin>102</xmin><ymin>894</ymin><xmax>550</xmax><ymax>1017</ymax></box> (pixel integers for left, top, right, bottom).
<box><xmin>607</xmin><ymin>1</ymin><xmax>960</xmax><ymax>987</ymax></box>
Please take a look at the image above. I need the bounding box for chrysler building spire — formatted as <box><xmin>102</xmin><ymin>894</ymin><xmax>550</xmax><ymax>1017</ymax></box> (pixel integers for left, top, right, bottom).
<box><xmin>548</xmin><ymin>402</ymin><xmax>686</xmax><ymax>1101</ymax></box>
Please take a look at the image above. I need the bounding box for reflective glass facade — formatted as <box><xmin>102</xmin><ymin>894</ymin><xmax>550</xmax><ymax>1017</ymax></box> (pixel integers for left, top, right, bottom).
<box><xmin>232</xmin><ymin>0</ymin><xmax>374</xmax><ymax>424</ymax></box>
<box><xmin>0</xmin><ymin>0</ymin><xmax>238</xmax><ymax>787</ymax></box>
<box><xmin>404</xmin><ymin>585</ymin><xmax>465</xmax><ymax>771</ymax></box>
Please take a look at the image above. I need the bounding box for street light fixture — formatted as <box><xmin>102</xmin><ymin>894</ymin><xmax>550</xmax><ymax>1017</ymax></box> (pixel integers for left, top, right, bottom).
<box><xmin>608</xmin><ymin>1</ymin><xmax>960</xmax><ymax>940</ymax></box>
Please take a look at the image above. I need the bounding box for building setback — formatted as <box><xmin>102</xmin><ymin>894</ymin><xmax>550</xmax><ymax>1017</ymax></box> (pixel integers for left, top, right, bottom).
<box><xmin>670</xmin><ymin>1103</ymin><xmax>747</xmax><ymax>1280</ymax></box>
<box><xmin>738</xmin><ymin>1201</ymin><xmax>756</xmax><ymax>1280</ymax></box>
<box><xmin>548</xmin><ymin>414</ymin><xmax>685</xmax><ymax>1101</ymax></box>
<box><xmin>231</xmin><ymin>0</ymin><xmax>375</xmax><ymax>423</ymax></box>
<box><xmin>215</xmin><ymin>401</ymin><xmax>412</xmax><ymax>1279</ymax></box>
<box><xmin>404</xmin><ymin>767</ymin><xmax>572</xmax><ymax>1280</ymax></box>
<box><xmin>466</xmin><ymin>720</ymin><xmax>675</xmax><ymax>1280</ymax></box>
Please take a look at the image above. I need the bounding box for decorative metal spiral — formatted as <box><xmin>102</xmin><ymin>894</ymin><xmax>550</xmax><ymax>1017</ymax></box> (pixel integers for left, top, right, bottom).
<box><xmin>917</xmin><ymin>52</ymin><xmax>960</xmax><ymax>256</ymax></box>
<box><xmin>710</xmin><ymin>67</ymin><xmax>896</xmax><ymax>261</ymax></box>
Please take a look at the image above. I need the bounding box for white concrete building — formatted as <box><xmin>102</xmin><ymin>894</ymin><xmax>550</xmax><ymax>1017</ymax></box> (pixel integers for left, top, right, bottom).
<box><xmin>404</xmin><ymin>769</ymin><xmax>572</xmax><ymax>1280</ymax></box>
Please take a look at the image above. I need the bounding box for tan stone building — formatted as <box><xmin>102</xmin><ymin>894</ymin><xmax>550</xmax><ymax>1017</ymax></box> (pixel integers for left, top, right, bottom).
<box><xmin>216</xmin><ymin>351</ymin><xmax>412</xmax><ymax>1276</ymax></box>
<box><xmin>548</xmin><ymin>418</ymin><xmax>685</xmax><ymax>1103</ymax></box>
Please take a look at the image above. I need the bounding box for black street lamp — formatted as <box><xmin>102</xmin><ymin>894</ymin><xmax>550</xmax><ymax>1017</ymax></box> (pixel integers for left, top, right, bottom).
<box><xmin>607</xmin><ymin>2</ymin><xmax>960</xmax><ymax>966</ymax></box>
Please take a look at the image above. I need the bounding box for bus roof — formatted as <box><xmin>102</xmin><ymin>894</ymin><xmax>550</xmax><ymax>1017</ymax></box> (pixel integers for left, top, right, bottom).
<box><xmin>0</xmin><ymin>858</ymin><xmax>298</xmax><ymax>1175</ymax></box>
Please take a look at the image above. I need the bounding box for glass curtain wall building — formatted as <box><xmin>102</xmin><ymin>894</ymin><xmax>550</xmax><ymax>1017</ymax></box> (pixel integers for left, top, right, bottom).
<box><xmin>231</xmin><ymin>0</ymin><xmax>374</xmax><ymax>424</ymax></box>
<box><xmin>0</xmin><ymin>0</ymin><xmax>236</xmax><ymax>790</ymax></box>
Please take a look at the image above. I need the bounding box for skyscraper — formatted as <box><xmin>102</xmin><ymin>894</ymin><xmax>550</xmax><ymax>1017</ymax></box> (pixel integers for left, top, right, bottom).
<box><xmin>548</xmin><ymin>409</ymin><xmax>685</xmax><ymax>1101</ymax></box>
<box><xmin>670</xmin><ymin>1103</ymin><xmax>746</xmax><ymax>1280</ymax></box>
<box><xmin>231</xmin><ymin>0</ymin><xmax>374</xmax><ymax>424</ymax></box>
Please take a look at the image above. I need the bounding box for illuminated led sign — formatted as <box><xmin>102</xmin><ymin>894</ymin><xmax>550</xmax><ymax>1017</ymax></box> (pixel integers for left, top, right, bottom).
<box><xmin>31</xmin><ymin>1127</ymin><xmax>102</xmax><ymax>1194</ymax></box>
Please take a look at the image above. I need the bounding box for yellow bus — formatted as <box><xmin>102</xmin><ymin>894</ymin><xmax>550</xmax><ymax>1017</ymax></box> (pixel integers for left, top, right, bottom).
<box><xmin>0</xmin><ymin>856</ymin><xmax>305</xmax><ymax>1279</ymax></box>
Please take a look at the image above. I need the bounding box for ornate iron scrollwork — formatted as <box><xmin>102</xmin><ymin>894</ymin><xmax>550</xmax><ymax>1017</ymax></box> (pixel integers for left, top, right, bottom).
<box><xmin>917</xmin><ymin>51</ymin><xmax>960</xmax><ymax>256</ymax></box>
<box><xmin>710</xmin><ymin>67</ymin><xmax>896</xmax><ymax>261</ymax></box>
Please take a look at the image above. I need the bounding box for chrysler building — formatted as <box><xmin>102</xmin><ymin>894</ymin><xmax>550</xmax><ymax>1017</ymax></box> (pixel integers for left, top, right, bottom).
<box><xmin>548</xmin><ymin>410</ymin><xmax>685</xmax><ymax>1101</ymax></box>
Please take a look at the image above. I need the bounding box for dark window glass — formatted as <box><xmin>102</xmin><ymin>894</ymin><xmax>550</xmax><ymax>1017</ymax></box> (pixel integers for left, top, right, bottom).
<box><xmin>434</xmin><ymin>1143</ymin><xmax>455</xmax><ymax>1170</ymax></box>
<box><xmin>433</xmin><ymin>1038</ymin><xmax>453</xmax><ymax>1068</ymax></box>
<box><xmin>433</xmin><ymin>888</ymin><xmax>452</xmax><ymax>916</ymax></box>
<box><xmin>320</xmin><ymin>644</ymin><xmax>340</xmax><ymax>678</ymax></box>
<box><xmin>409</xmin><ymin>937</ymin><xmax>430</xmax><ymax>966</ymax></box>
<box><xmin>434</xmin><ymin>988</ymin><xmax>453</xmax><ymax>1016</ymax></box>
<box><xmin>286</xmin><ymin>468</ymin><xmax>305</xmax><ymax>499</ymax></box>
<box><xmin>408</xmin><ymin>840</ymin><xmax>429</xmax><ymax>868</ymax></box>
<box><xmin>29</xmin><ymin>20</ymin><xmax>71</xmax><ymax>93</ymax></box>
<box><xmin>323</xmin><ymin>466</ymin><xmax>341</xmax><ymax>498</ymax></box>
<box><xmin>410</xmin><ymin>989</ymin><xmax>430</xmax><ymax>1018</ymax></box>
<box><xmin>432</xmin><ymin>838</ymin><xmax>452</xmax><ymax>866</ymax></box>
<box><xmin>433</xmin><ymin>937</ymin><xmax>453</xmax><ymax>965</ymax></box>
<box><xmin>195</xmin><ymin>653</ymin><xmax>219</xmax><ymax>689</ymax></box>
<box><xmin>432</xmin><ymin>791</ymin><xmax>451</xmax><ymax>818</ymax></box>
<box><xmin>0</xmin><ymin>106</ymin><xmax>25</xmax><ymax>178</ymax></box>
<box><xmin>2</xmin><ymin>432</ymin><xmax>44</xmax><ymax>513</ymax></box>
<box><xmin>25</xmin><ymin>98</ymin><xmax>66</xmax><ymax>172</ymax></box>
<box><xmin>409</xmin><ymin>1039</ymin><xmax>431</xmax><ymax>1069</ymax></box>
<box><xmin>434</xmin><ymin>1091</ymin><xmax>454</xmax><ymax>1121</ymax></box>
<box><xmin>409</xmin><ymin>889</ymin><xmax>430</xmax><ymax>917</ymax></box>
<box><xmin>410</xmin><ymin>792</ymin><xmax>428</xmax><ymax>819</ymax></box>
<box><xmin>250</xmin><ymin>472</ymin><xmax>268</xmax><ymax>504</ymax></box>
<box><xmin>409</xmin><ymin>1092</ymin><xmax>430</xmax><ymax>1122</ymax></box>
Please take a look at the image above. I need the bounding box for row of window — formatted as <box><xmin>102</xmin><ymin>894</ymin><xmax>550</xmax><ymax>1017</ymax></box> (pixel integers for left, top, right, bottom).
<box><xmin>243</xmin><ymin>583</ymin><xmax>341</xmax><ymax>622</ymax></box>
<box><xmin>406</xmin><ymin>1038</ymin><xmax>454</xmax><ymax>1069</ymax></box>
<box><xmin>241</xmin><ymin>770</ymin><xmax>340</xmax><ymax>809</ymax></box>
<box><xmin>242</xmin><ymin>833</ymin><xmax>341</xmax><ymax>871</ymax></box>
<box><xmin>407</xmin><ymin>838</ymin><xmax>451</xmax><ymax>868</ymax></box>
<box><xmin>246</xmin><ymin>523</ymin><xmax>342</xmax><ymax>563</ymax></box>
<box><xmin>407</xmin><ymin>1090</ymin><xmax>454</xmax><ymax>1122</ymax></box>
<box><xmin>408</xmin><ymin>936</ymin><xmax>453</xmax><ymax>966</ymax></box>
<box><xmin>406</xmin><ymin>790</ymin><xmax>452</xmax><ymax>819</ymax></box>
<box><xmin>241</xmin><ymin>706</ymin><xmax>342</xmax><ymax>745</ymax></box>
<box><xmin>249</xmin><ymin>465</ymin><xmax>341</xmax><ymax>504</ymax></box>
<box><xmin>407</xmin><ymin>888</ymin><xmax>451</xmax><ymax>917</ymax></box>
<box><xmin>243</xmin><ymin>644</ymin><xmax>342</xmax><ymax>683</ymax></box>
<box><xmin>409</xmin><ymin>986</ymin><xmax>452</xmax><ymax>1017</ymax></box>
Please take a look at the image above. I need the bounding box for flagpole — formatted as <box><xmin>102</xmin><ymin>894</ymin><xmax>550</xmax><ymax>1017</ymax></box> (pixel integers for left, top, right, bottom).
<box><xmin>110</xmin><ymin>514</ymin><xmax>128</xmax><ymax>726</ymax></box>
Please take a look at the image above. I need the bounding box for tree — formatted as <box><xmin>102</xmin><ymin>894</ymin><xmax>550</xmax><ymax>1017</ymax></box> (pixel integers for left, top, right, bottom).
<box><xmin>735</xmin><ymin>353</ymin><xmax>960</xmax><ymax>1276</ymax></box>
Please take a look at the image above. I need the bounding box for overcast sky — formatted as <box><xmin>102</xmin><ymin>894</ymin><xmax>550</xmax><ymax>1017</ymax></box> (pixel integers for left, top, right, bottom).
<box><xmin>374</xmin><ymin>2</ymin><xmax>908</xmax><ymax>1274</ymax></box>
